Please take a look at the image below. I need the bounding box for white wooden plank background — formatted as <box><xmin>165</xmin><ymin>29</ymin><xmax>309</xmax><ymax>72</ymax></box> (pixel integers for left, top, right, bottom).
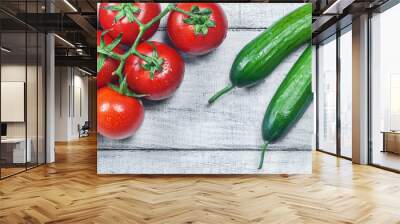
<box><xmin>98</xmin><ymin>150</ymin><xmax>311</xmax><ymax>174</ymax></box>
<box><xmin>98</xmin><ymin>3</ymin><xmax>313</xmax><ymax>174</ymax></box>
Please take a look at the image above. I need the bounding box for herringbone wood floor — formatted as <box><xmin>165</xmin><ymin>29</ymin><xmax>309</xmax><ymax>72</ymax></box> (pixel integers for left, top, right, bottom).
<box><xmin>1</xmin><ymin>135</ymin><xmax>400</xmax><ymax>224</ymax></box>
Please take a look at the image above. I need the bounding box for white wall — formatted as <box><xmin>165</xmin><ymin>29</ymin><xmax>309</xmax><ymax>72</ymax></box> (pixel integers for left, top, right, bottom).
<box><xmin>1</xmin><ymin>65</ymin><xmax>26</xmax><ymax>141</ymax></box>
<box><xmin>1</xmin><ymin>63</ymin><xmax>46</xmax><ymax>164</ymax></box>
<box><xmin>70</xmin><ymin>72</ymin><xmax>89</xmax><ymax>139</ymax></box>
<box><xmin>54</xmin><ymin>66</ymin><xmax>69</xmax><ymax>141</ymax></box>
<box><xmin>1</xmin><ymin>65</ymin><xmax>35</xmax><ymax>137</ymax></box>
<box><xmin>54</xmin><ymin>67</ymin><xmax>89</xmax><ymax>141</ymax></box>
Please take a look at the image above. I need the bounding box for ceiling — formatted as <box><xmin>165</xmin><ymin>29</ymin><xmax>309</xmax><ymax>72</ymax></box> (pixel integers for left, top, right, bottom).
<box><xmin>311</xmin><ymin>0</ymin><xmax>392</xmax><ymax>43</ymax></box>
<box><xmin>0</xmin><ymin>0</ymin><xmax>97</xmax><ymax>74</ymax></box>
<box><xmin>0</xmin><ymin>0</ymin><xmax>395</xmax><ymax>74</ymax></box>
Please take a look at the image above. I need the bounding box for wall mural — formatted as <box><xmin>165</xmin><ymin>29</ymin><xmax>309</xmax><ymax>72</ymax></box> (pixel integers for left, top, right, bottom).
<box><xmin>97</xmin><ymin>3</ymin><xmax>313</xmax><ymax>174</ymax></box>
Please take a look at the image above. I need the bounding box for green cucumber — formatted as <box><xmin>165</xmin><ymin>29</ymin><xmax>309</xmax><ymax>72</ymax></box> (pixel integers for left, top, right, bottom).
<box><xmin>208</xmin><ymin>4</ymin><xmax>312</xmax><ymax>104</ymax></box>
<box><xmin>258</xmin><ymin>46</ymin><xmax>312</xmax><ymax>169</ymax></box>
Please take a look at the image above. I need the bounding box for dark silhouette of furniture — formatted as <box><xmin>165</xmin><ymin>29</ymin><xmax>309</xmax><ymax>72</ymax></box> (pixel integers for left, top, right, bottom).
<box><xmin>382</xmin><ymin>131</ymin><xmax>400</xmax><ymax>154</ymax></box>
<box><xmin>78</xmin><ymin>121</ymin><xmax>90</xmax><ymax>138</ymax></box>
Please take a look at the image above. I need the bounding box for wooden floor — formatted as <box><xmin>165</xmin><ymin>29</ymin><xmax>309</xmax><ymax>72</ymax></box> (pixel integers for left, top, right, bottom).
<box><xmin>1</xmin><ymin>167</ymin><xmax>26</xmax><ymax>178</ymax></box>
<box><xmin>373</xmin><ymin>150</ymin><xmax>400</xmax><ymax>171</ymax></box>
<box><xmin>1</xmin><ymin>135</ymin><xmax>400</xmax><ymax>224</ymax></box>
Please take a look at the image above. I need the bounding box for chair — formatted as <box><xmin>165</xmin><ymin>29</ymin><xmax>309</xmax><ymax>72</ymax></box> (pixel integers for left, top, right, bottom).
<box><xmin>78</xmin><ymin>121</ymin><xmax>90</xmax><ymax>138</ymax></box>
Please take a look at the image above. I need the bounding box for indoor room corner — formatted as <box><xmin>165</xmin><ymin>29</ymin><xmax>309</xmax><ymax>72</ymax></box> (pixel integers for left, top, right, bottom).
<box><xmin>54</xmin><ymin>66</ymin><xmax>96</xmax><ymax>141</ymax></box>
<box><xmin>54</xmin><ymin>65</ymin><xmax>97</xmax><ymax>164</ymax></box>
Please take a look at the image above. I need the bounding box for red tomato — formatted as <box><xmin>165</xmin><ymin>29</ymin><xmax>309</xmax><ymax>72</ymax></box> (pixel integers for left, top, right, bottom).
<box><xmin>99</xmin><ymin>3</ymin><xmax>161</xmax><ymax>46</ymax></box>
<box><xmin>97</xmin><ymin>87</ymin><xmax>144</xmax><ymax>140</ymax></box>
<box><xmin>125</xmin><ymin>41</ymin><xmax>185</xmax><ymax>101</ymax></box>
<box><xmin>97</xmin><ymin>30</ymin><xmax>124</xmax><ymax>88</ymax></box>
<box><xmin>167</xmin><ymin>3</ymin><xmax>228</xmax><ymax>55</ymax></box>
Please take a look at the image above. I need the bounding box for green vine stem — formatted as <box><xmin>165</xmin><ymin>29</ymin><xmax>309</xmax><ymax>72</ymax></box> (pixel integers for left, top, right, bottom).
<box><xmin>97</xmin><ymin>3</ymin><xmax>215</xmax><ymax>96</ymax></box>
<box><xmin>173</xmin><ymin>7</ymin><xmax>197</xmax><ymax>17</ymax></box>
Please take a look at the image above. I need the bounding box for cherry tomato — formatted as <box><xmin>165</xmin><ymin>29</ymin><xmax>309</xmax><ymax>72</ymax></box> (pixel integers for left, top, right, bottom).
<box><xmin>97</xmin><ymin>30</ymin><xmax>124</xmax><ymax>88</ymax></box>
<box><xmin>125</xmin><ymin>41</ymin><xmax>185</xmax><ymax>101</ymax></box>
<box><xmin>97</xmin><ymin>87</ymin><xmax>144</xmax><ymax>140</ymax></box>
<box><xmin>99</xmin><ymin>3</ymin><xmax>161</xmax><ymax>46</ymax></box>
<box><xmin>167</xmin><ymin>3</ymin><xmax>228</xmax><ymax>55</ymax></box>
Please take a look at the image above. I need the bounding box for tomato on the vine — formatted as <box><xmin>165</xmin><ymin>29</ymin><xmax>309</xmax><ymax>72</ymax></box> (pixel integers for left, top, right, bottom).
<box><xmin>99</xmin><ymin>3</ymin><xmax>161</xmax><ymax>46</ymax></box>
<box><xmin>125</xmin><ymin>41</ymin><xmax>185</xmax><ymax>101</ymax></box>
<box><xmin>97</xmin><ymin>30</ymin><xmax>125</xmax><ymax>88</ymax></box>
<box><xmin>167</xmin><ymin>3</ymin><xmax>228</xmax><ymax>55</ymax></box>
<box><xmin>97</xmin><ymin>87</ymin><xmax>144</xmax><ymax>140</ymax></box>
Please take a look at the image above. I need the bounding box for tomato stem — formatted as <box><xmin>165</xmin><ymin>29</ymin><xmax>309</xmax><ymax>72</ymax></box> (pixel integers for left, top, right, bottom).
<box><xmin>131</xmin><ymin>15</ymin><xmax>144</xmax><ymax>27</ymax></box>
<box><xmin>258</xmin><ymin>142</ymin><xmax>269</xmax><ymax>169</ymax></box>
<box><xmin>112</xmin><ymin>60</ymin><xmax>125</xmax><ymax>82</ymax></box>
<box><xmin>99</xmin><ymin>3</ymin><xmax>196</xmax><ymax>98</ymax></box>
<box><xmin>174</xmin><ymin>5</ymin><xmax>216</xmax><ymax>36</ymax></box>
<box><xmin>97</xmin><ymin>48</ymin><xmax>123</xmax><ymax>61</ymax></box>
<box><xmin>129</xmin><ymin>28</ymin><xmax>144</xmax><ymax>55</ymax></box>
<box><xmin>131</xmin><ymin>50</ymin><xmax>150</xmax><ymax>62</ymax></box>
<box><xmin>173</xmin><ymin>6</ymin><xmax>197</xmax><ymax>17</ymax></box>
<box><xmin>144</xmin><ymin>4</ymin><xmax>176</xmax><ymax>30</ymax></box>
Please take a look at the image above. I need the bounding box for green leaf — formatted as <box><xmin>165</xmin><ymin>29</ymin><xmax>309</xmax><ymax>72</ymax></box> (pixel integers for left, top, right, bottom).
<box><xmin>149</xmin><ymin>69</ymin><xmax>155</xmax><ymax>80</ymax></box>
<box><xmin>183</xmin><ymin>18</ymin><xmax>195</xmax><ymax>25</ymax></box>
<box><xmin>154</xmin><ymin>62</ymin><xmax>162</xmax><ymax>71</ymax></box>
<box><xmin>128</xmin><ymin>4</ymin><xmax>141</xmax><ymax>14</ymax></box>
<box><xmin>200</xmin><ymin>8</ymin><xmax>212</xmax><ymax>15</ymax></box>
<box><xmin>113</xmin><ymin>10</ymin><xmax>125</xmax><ymax>24</ymax></box>
<box><xmin>201</xmin><ymin>26</ymin><xmax>208</xmax><ymax>35</ymax></box>
<box><xmin>157</xmin><ymin>58</ymin><xmax>164</xmax><ymax>65</ymax></box>
<box><xmin>194</xmin><ymin>25</ymin><xmax>201</xmax><ymax>36</ymax></box>
<box><xmin>199</xmin><ymin>15</ymin><xmax>207</xmax><ymax>23</ymax></box>
<box><xmin>97</xmin><ymin>48</ymin><xmax>109</xmax><ymax>56</ymax></box>
<box><xmin>206</xmin><ymin>20</ymin><xmax>216</xmax><ymax>27</ymax></box>
<box><xmin>152</xmin><ymin>49</ymin><xmax>158</xmax><ymax>58</ymax></box>
<box><xmin>106</xmin><ymin>3</ymin><xmax>141</xmax><ymax>24</ymax></box>
<box><xmin>97</xmin><ymin>54</ymin><xmax>106</xmax><ymax>72</ymax></box>
<box><xmin>191</xmin><ymin>5</ymin><xmax>200</xmax><ymax>13</ymax></box>
<box><xmin>125</xmin><ymin>8</ymin><xmax>135</xmax><ymax>23</ymax></box>
<box><xmin>142</xmin><ymin>63</ymin><xmax>151</xmax><ymax>71</ymax></box>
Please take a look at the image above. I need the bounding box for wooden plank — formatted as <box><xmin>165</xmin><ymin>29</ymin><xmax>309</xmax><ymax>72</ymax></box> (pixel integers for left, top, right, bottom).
<box><xmin>98</xmin><ymin>32</ymin><xmax>313</xmax><ymax>151</ymax></box>
<box><xmin>98</xmin><ymin>150</ymin><xmax>312</xmax><ymax>174</ymax></box>
<box><xmin>158</xmin><ymin>3</ymin><xmax>304</xmax><ymax>29</ymax></box>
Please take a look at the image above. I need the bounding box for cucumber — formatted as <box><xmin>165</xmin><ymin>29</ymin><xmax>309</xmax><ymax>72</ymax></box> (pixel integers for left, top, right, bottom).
<box><xmin>208</xmin><ymin>4</ymin><xmax>312</xmax><ymax>104</ymax></box>
<box><xmin>258</xmin><ymin>46</ymin><xmax>312</xmax><ymax>169</ymax></box>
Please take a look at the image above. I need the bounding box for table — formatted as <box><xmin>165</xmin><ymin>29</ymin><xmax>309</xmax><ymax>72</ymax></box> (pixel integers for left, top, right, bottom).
<box><xmin>1</xmin><ymin>138</ymin><xmax>31</xmax><ymax>163</ymax></box>
<box><xmin>381</xmin><ymin>131</ymin><xmax>400</xmax><ymax>154</ymax></box>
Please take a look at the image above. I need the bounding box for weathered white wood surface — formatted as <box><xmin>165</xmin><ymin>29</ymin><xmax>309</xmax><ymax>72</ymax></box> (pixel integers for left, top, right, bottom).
<box><xmin>98</xmin><ymin>3</ymin><xmax>313</xmax><ymax>174</ymax></box>
<box><xmin>98</xmin><ymin>150</ymin><xmax>311</xmax><ymax>174</ymax></box>
<box><xmin>158</xmin><ymin>3</ymin><xmax>304</xmax><ymax>29</ymax></box>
